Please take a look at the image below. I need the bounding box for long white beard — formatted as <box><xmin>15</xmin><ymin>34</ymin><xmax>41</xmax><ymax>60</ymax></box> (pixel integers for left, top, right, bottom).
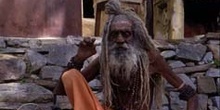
<box><xmin>108</xmin><ymin>43</ymin><xmax>139</xmax><ymax>83</ymax></box>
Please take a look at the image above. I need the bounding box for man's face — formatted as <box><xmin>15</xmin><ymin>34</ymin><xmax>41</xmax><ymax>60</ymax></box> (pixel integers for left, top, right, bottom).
<box><xmin>109</xmin><ymin>20</ymin><xmax>133</xmax><ymax>42</ymax></box>
<box><xmin>107</xmin><ymin>17</ymin><xmax>138</xmax><ymax>81</ymax></box>
<box><xmin>108</xmin><ymin>19</ymin><xmax>133</xmax><ymax>54</ymax></box>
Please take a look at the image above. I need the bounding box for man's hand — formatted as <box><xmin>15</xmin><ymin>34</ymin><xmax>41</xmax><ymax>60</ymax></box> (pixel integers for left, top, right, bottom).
<box><xmin>74</xmin><ymin>37</ymin><xmax>97</xmax><ymax>63</ymax></box>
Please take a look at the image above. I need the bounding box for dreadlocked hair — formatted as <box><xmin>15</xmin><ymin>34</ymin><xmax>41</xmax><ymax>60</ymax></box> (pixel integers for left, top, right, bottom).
<box><xmin>99</xmin><ymin>0</ymin><xmax>158</xmax><ymax>109</ymax></box>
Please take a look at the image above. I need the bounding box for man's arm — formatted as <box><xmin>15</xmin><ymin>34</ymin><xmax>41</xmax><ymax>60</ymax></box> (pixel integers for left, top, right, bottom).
<box><xmin>81</xmin><ymin>57</ymin><xmax>100</xmax><ymax>82</ymax></box>
<box><xmin>54</xmin><ymin>37</ymin><xmax>100</xmax><ymax>95</ymax></box>
<box><xmin>149</xmin><ymin>49</ymin><xmax>198</xmax><ymax>110</ymax></box>
<box><xmin>69</xmin><ymin>37</ymin><xmax>100</xmax><ymax>82</ymax></box>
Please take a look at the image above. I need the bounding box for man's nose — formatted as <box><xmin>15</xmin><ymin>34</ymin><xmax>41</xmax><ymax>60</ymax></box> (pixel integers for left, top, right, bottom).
<box><xmin>115</xmin><ymin>33</ymin><xmax>125</xmax><ymax>44</ymax></box>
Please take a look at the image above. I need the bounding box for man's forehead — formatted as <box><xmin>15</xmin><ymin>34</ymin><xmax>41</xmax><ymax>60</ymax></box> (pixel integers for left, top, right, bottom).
<box><xmin>112</xmin><ymin>15</ymin><xmax>131</xmax><ymax>23</ymax></box>
<box><xmin>111</xmin><ymin>15</ymin><xmax>132</xmax><ymax>29</ymax></box>
<box><xmin>111</xmin><ymin>20</ymin><xmax>132</xmax><ymax>26</ymax></box>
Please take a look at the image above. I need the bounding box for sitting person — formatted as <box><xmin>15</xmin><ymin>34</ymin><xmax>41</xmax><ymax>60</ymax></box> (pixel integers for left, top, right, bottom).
<box><xmin>54</xmin><ymin>0</ymin><xmax>198</xmax><ymax>110</ymax></box>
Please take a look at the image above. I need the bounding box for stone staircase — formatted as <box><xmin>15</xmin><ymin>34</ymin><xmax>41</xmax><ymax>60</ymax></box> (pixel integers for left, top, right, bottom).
<box><xmin>0</xmin><ymin>33</ymin><xmax>219</xmax><ymax>110</ymax></box>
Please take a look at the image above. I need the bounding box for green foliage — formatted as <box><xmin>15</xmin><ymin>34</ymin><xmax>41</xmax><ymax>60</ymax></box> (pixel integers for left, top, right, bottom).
<box><xmin>214</xmin><ymin>59</ymin><xmax>220</xmax><ymax>67</ymax></box>
<box><xmin>20</xmin><ymin>78</ymin><xmax>26</xmax><ymax>83</ymax></box>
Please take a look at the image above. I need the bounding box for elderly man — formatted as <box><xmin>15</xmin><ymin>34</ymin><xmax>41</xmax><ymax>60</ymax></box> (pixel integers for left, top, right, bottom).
<box><xmin>54</xmin><ymin>1</ymin><xmax>198</xmax><ymax>110</ymax></box>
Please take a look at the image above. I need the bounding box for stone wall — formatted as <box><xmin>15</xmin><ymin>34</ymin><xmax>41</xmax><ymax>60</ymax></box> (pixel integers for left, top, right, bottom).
<box><xmin>0</xmin><ymin>33</ymin><xmax>219</xmax><ymax>110</ymax></box>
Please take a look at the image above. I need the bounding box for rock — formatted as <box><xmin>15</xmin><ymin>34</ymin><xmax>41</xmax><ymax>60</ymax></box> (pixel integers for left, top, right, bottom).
<box><xmin>190</xmin><ymin>77</ymin><xmax>196</xmax><ymax>84</ymax></box>
<box><xmin>7</xmin><ymin>38</ymin><xmax>29</xmax><ymax>47</ymax></box>
<box><xmin>176</xmin><ymin>42</ymin><xmax>207</xmax><ymax>61</ymax></box>
<box><xmin>202</xmin><ymin>52</ymin><xmax>213</xmax><ymax>63</ymax></box>
<box><xmin>46</xmin><ymin>44</ymin><xmax>77</xmax><ymax>66</ymax></box>
<box><xmin>162</xmin><ymin>106</ymin><xmax>169</xmax><ymax>110</ymax></box>
<box><xmin>24</xmin><ymin>50</ymin><xmax>47</xmax><ymax>73</ymax></box>
<box><xmin>208</xmin><ymin>98</ymin><xmax>213</xmax><ymax>106</ymax></box>
<box><xmin>0</xmin><ymin>38</ymin><xmax>6</xmax><ymax>48</ymax></box>
<box><xmin>208</xmin><ymin>44</ymin><xmax>220</xmax><ymax>61</ymax></box>
<box><xmin>191</xmin><ymin>72</ymin><xmax>205</xmax><ymax>78</ymax></box>
<box><xmin>207</xmin><ymin>40</ymin><xmax>220</xmax><ymax>45</ymax></box>
<box><xmin>185</xmin><ymin>62</ymin><xmax>195</xmax><ymax>67</ymax></box>
<box><xmin>66</xmin><ymin>36</ymin><xmax>82</xmax><ymax>44</ymax></box>
<box><xmin>169</xmin><ymin>92</ymin><xmax>187</xmax><ymax>110</ymax></box>
<box><xmin>168</xmin><ymin>60</ymin><xmax>185</xmax><ymax>68</ymax></box>
<box><xmin>206</xmin><ymin>32</ymin><xmax>220</xmax><ymax>40</ymax></box>
<box><xmin>34</xmin><ymin>79</ymin><xmax>57</xmax><ymax>89</ymax></box>
<box><xmin>160</xmin><ymin>50</ymin><xmax>176</xmax><ymax>59</ymax></box>
<box><xmin>28</xmin><ymin>39</ymin><xmax>42</xmax><ymax>48</ymax></box>
<box><xmin>197</xmin><ymin>94</ymin><xmax>208</xmax><ymax>110</ymax></box>
<box><xmin>17</xmin><ymin>103</ymin><xmax>53</xmax><ymax>110</ymax></box>
<box><xmin>55</xmin><ymin>95</ymin><xmax>72</xmax><ymax>109</ymax></box>
<box><xmin>210</xmin><ymin>96</ymin><xmax>220</xmax><ymax>109</ymax></box>
<box><xmin>0</xmin><ymin>83</ymin><xmax>53</xmax><ymax>103</ymax></box>
<box><xmin>198</xmin><ymin>61</ymin><xmax>205</xmax><ymax>65</ymax></box>
<box><xmin>30</xmin><ymin>74</ymin><xmax>40</xmax><ymax>80</ymax></box>
<box><xmin>17</xmin><ymin>103</ymin><xmax>42</xmax><ymax>110</ymax></box>
<box><xmin>0</xmin><ymin>102</ymin><xmax>22</xmax><ymax>110</ymax></box>
<box><xmin>177</xmin><ymin>74</ymin><xmax>196</xmax><ymax>89</ymax></box>
<box><xmin>40</xmin><ymin>66</ymin><xmax>64</xmax><ymax>80</ymax></box>
<box><xmin>95</xmin><ymin>92</ymin><xmax>104</xmax><ymax>103</ymax></box>
<box><xmin>33</xmin><ymin>103</ymin><xmax>53</xmax><ymax>110</ymax></box>
<box><xmin>206</xmin><ymin>68</ymin><xmax>220</xmax><ymax>77</ymax></box>
<box><xmin>0</xmin><ymin>54</ymin><xmax>26</xmax><ymax>81</ymax></box>
<box><xmin>208</xmin><ymin>106</ymin><xmax>219</xmax><ymax>110</ymax></box>
<box><xmin>179</xmin><ymin>100</ymin><xmax>187</xmax><ymax>110</ymax></box>
<box><xmin>172</xmin><ymin>63</ymin><xmax>212</xmax><ymax>74</ymax></box>
<box><xmin>6</xmin><ymin>38</ymin><xmax>42</xmax><ymax>48</ymax></box>
<box><xmin>89</xmin><ymin>79</ymin><xmax>102</xmax><ymax>91</ymax></box>
<box><xmin>40</xmin><ymin>38</ymin><xmax>67</xmax><ymax>45</ymax></box>
<box><xmin>197</xmin><ymin>77</ymin><xmax>217</xmax><ymax>94</ymax></box>
<box><xmin>0</xmin><ymin>47</ymin><xmax>26</xmax><ymax>54</ymax></box>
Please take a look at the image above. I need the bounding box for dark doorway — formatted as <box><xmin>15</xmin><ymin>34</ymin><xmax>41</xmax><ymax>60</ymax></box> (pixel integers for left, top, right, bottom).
<box><xmin>83</xmin><ymin>0</ymin><xmax>94</xmax><ymax>18</ymax></box>
<box><xmin>184</xmin><ymin>0</ymin><xmax>220</xmax><ymax>37</ymax></box>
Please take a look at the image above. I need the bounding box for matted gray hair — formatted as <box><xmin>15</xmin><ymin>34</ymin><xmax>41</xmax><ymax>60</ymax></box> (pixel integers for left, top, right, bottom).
<box><xmin>99</xmin><ymin>0</ymin><xmax>157</xmax><ymax>109</ymax></box>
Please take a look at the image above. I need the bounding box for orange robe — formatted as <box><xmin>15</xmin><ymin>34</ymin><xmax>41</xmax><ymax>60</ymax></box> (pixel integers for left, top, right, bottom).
<box><xmin>62</xmin><ymin>69</ymin><xmax>105</xmax><ymax>110</ymax></box>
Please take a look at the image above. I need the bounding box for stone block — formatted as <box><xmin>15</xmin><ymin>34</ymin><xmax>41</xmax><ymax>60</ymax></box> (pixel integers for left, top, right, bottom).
<box><xmin>176</xmin><ymin>42</ymin><xmax>207</xmax><ymax>61</ymax></box>
<box><xmin>197</xmin><ymin>76</ymin><xmax>217</xmax><ymax>94</ymax></box>
<box><xmin>0</xmin><ymin>54</ymin><xmax>26</xmax><ymax>81</ymax></box>
<box><xmin>40</xmin><ymin>66</ymin><xmax>64</xmax><ymax>80</ymax></box>
<box><xmin>0</xmin><ymin>83</ymin><xmax>53</xmax><ymax>103</ymax></box>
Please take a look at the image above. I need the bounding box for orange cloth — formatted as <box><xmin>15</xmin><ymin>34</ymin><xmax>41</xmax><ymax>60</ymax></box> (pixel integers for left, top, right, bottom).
<box><xmin>62</xmin><ymin>69</ymin><xmax>104</xmax><ymax>110</ymax></box>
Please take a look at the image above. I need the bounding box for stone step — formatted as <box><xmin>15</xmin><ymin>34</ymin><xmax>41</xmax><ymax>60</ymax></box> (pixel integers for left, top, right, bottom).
<box><xmin>0</xmin><ymin>83</ymin><xmax>53</xmax><ymax>103</ymax></box>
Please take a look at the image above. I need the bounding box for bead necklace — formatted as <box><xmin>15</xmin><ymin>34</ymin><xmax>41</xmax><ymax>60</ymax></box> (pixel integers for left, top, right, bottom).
<box><xmin>112</xmin><ymin>72</ymin><xmax>142</xmax><ymax>110</ymax></box>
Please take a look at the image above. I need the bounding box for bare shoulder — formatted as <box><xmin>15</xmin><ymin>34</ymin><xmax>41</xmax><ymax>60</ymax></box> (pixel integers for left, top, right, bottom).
<box><xmin>147</xmin><ymin>49</ymin><xmax>161</xmax><ymax>64</ymax></box>
<box><xmin>147</xmin><ymin>49</ymin><xmax>171</xmax><ymax>74</ymax></box>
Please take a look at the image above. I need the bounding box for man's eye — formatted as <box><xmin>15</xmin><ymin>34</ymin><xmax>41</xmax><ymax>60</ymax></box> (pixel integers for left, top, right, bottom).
<box><xmin>110</xmin><ymin>32</ymin><xmax>118</xmax><ymax>37</ymax></box>
<box><xmin>109</xmin><ymin>32</ymin><xmax>118</xmax><ymax>40</ymax></box>
<box><xmin>109</xmin><ymin>31</ymin><xmax>132</xmax><ymax>40</ymax></box>
<box><xmin>122</xmin><ymin>31</ymin><xmax>132</xmax><ymax>37</ymax></box>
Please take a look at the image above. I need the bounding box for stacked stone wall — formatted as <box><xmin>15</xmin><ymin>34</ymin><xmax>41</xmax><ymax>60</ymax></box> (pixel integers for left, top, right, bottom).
<box><xmin>0</xmin><ymin>33</ymin><xmax>219</xmax><ymax>110</ymax></box>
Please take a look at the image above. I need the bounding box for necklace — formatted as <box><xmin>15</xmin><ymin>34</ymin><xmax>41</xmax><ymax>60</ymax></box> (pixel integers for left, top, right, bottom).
<box><xmin>112</xmin><ymin>72</ymin><xmax>142</xmax><ymax>110</ymax></box>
